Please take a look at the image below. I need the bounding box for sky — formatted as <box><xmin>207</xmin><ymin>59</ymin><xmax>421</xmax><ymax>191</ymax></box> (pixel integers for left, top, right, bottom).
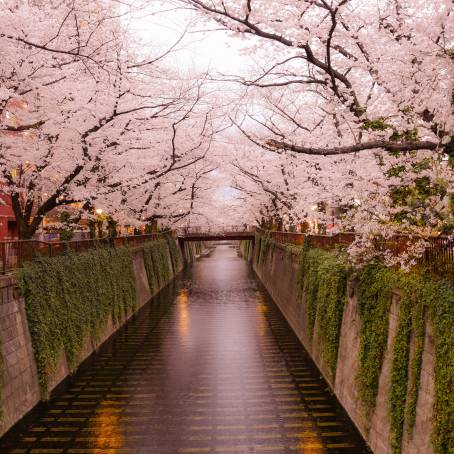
<box><xmin>124</xmin><ymin>1</ymin><xmax>252</xmax><ymax>74</ymax></box>
<box><xmin>122</xmin><ymin>1</ymin><xmax>256</xmax><ymax>214</ymax></box>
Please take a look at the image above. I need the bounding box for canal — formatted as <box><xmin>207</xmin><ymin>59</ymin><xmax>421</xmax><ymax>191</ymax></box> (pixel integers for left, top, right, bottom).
<box><xmin>0</xmin><ymin>244</ymin><xmax>368</xmax><ymax>453</ymax></box>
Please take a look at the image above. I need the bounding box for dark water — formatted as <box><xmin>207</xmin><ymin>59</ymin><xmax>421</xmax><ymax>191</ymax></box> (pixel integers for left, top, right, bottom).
<box><xmin>0</xmin><ymin>244</ymin><xmax>368</xmax><ymax>453</ymax></box>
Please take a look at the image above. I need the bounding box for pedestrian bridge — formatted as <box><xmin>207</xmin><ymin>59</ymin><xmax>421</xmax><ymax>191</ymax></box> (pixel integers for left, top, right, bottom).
<box><xmin>177</xmin><ymin>225</ymin><xmax>255</xmax><ymax>242</ymax></box>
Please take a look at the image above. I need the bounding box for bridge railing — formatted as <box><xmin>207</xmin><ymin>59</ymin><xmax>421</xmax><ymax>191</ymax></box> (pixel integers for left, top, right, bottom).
<box><xmin>0</xmin><ymin>231</ymin><xmax>173</xmax><ymax>275</ymax></box>
<box><xmin>178</xmin><ymin>225</ymin><xmax>255</xmax><ymax>237</ymax></box>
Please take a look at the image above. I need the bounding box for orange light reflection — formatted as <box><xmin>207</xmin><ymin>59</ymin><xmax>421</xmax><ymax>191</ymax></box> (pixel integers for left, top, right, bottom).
<box><xmin>177</xmin><ymin>288</ymin><xmax>189</xmax><ymax>338</ymax></box>
<box><xmin>91</xmin><ymin>403</ymin><xmax>124</xmax><ymax>450</ymax></box>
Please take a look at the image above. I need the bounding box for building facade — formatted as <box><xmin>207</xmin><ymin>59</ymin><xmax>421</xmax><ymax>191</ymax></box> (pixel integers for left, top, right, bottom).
<box><xmin>0</xmin><ymin>193</ymin><xmax>18</xmax><ymax>240</ymax></box>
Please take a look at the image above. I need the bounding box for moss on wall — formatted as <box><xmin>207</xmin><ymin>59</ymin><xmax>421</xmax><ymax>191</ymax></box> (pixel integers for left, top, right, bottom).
<box><xmin>18</xmin><ymin>246</ymin><xmax>137</xmax><ymax>398</ymax></box>
<box><xmin>253</xmin><ymin>232</ymin><xmax>454</xmax><ymax>454</ymax></box>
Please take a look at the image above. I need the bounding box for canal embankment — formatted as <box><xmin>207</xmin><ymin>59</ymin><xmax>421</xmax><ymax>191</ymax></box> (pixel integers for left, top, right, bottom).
<box><xmin>0</xmin><ymin>236</ymin><xmax>202</xmax><ymax>437</ymax></box>
<box><xmin>241</xmin><ymin>234</ymin><xmax>453</xmax><ymax>454</ymax></box>
<box><xmin>0</xmin><ymin>243</ymin><xmax>368</xmax><ymax>453</ymax></box>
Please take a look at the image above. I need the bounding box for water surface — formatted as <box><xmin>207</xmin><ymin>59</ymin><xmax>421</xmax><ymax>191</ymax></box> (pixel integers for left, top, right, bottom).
<box><xmin>0</xmin><ymin>243</ymin><xmax>368</xmax><ymax>453</ymax></box>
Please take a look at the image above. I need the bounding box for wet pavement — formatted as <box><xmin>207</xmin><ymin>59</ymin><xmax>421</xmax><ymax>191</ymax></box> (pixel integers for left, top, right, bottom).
<box><xmin>0</xmin><ymin>244</ymin><xmax>369</xmax><ymax>453</ymax></box>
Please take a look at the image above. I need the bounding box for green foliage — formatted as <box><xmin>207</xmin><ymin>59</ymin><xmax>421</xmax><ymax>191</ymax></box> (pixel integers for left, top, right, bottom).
<box><xmin>411</xmin><ymin>157</ymin><xmax>432</xmax><ymax>172</ymax></box>
<box><xmin>239</xmin><ymin>240</ymin><xmax>251</xmax><ymax>259</ymax></box>
<box><xmin>358</xmin><ymin>265</ymin><xmax>454</xmax><ymax>454</ymax></box>
<box><xmin>362</xmin><ymin>118</ymin><xmax>392</xmax><ymax>131</ymax></box>
<box><xmin>389</xmin><ymin>293</ymin><xmax>412</xmax><ymax>453</ymax></box>
<box><xmin>400</xmin><ymin>105</ymin><xmax>414</xmax><ymax>115</ymax></box>
<box><xmin>405</xmin><ymin>299</ymin><xmax>425</xmax><ymax>436</ymax></box>
<box><xmin>245</xmin><ymin>234</ymin><xmax>454</xmax><ymax>453</ymax></box>
<box><xmin>142</xmin><ymin>239</ymin><xmax>172</xmax><ymax>292</ymax></box>
<box><xmin>355</xmin><ymin>106</ymin><xmax>367</xmax><ymax>117</ymax></box>
<box><xmin>389</xmin><ymin>128</ymin><xmax>419</xmax><ymax>144</ymax></box>
<box><xmin>165</xmin><ymin>234</ymin><xmax>181</xmax><ymax>273</ymax></box>
<box><xmin>255</xmin><ymin>233</ymin><xmax>274</xmax><ymax>265</ymax></box>
<box><xmin>301</xmin><ymin>248</ymin><xmax>348</xmax><ymax>379</ymax></box>
<box><xmin>356</xmin><ymin>263</ymin><xmax>396</xmax><ymax>413</ymax></box>
<box><xmin>59</xmin><ymin>229</ymin><xmax>74</xmax><ymax>241</ymax></box>
<box><xmin>195</xmin><ymin>241</ymin><xmax>203</xmax><ymax>255</ymax></box>
<box><xmin>59</xmin><ymin>210</ymin><xmax>74</xmax><ymax>241</ymax></box>
<box><xmin>387</xmin><ymin>165</ymin><xmax>406</xmax><ymax>178</ymax></box>
<box><xmin>389</xmin><ymin>176</ymin><xmax>447</xmax><ymax>226</ymax></box>
<box><xmin>425</xmin><ymin>279</ymin><xmax>454</xmax><ymax>454</ymax></box>
<box><xmin>17</xmin><ymin>246</ymin><xmax>137</xmax><ymax>398</ymax></box>
<box><xmin>107</xmin><ymin>217</ymin><xmax>118</xmax><ymax>238</ymax></box>
<box><xmin>255</xmin><ymin>233</ymin><xmax>347</xmax><ymax>380</ymax></box>
<box><xmin>184</xmin><ymin>241</ymin><xmax>202</xmax><ymax>262</ymax></box>
<box><xmin>403</xmin><ymin>128</ymin><xmax>419</xmax><ymax>142</ymax></box>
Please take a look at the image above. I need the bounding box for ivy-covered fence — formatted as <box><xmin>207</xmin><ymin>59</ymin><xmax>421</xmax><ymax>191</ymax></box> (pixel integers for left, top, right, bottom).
<box><xmin>246</xmin><ymin>233</ymin><xmax>453</xmax><ymax>454</ymax></box>
<box><xmin>17</xmin><ymin>236</ymin><xmax>181</xmax><ymax>400</ymax></box>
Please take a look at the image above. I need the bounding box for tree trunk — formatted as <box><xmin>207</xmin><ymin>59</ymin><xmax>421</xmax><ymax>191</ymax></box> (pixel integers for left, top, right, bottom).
<box><xmin>11</xmin><ymin>194</ymin><xmax>39</xmax><ymax>240</ymax></box>
<box><xmin>18</xmin><ymin>223</ymin><xmax>37</xmax><ymax>240</ymax></box>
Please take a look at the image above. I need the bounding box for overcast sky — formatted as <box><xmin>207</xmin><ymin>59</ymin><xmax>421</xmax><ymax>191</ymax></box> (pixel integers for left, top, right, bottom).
<box><xmin>124</xmin><ymin>2</ymin><xmax>252</xmax><ymax>74</ymax></box>
<box><xmin>122</xmin><ymin>1</ymin><xmax>254</xmax><ymax>215</ymax></box>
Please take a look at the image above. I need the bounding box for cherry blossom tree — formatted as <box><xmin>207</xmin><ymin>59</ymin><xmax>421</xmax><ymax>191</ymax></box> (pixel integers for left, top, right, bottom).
<box><xmin>0</xmin><ymin>0</ymin><xmax>217</xmax><ymax>238</ymax></box>
<box><xmin>178</xmin><ymin>0</ymin><xmax>453</xmax><ymax>152</ymax></box>
<box><xmin>175</xmin><ymin>0</ymin><xmax>454</xmax><ymax>265</ymax></box>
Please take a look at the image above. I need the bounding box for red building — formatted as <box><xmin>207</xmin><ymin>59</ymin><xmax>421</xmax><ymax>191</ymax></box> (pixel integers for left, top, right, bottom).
<box><xmin>0</xmin><ymin>193</ymin><xmax>18</xmax><ymax>240</ymax></box>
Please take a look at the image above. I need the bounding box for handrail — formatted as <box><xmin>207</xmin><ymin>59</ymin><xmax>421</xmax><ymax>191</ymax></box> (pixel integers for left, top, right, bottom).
<box><xmin>255</xmin><ymin>228</ymin><xmax>454</xmax><ymax>272</ymax></box>
<box><xmin>0</xmin><ymin>231</ymin><xmax>174</xmax><ymax>275</ymax></box>
<box><xmin>177</xmin><ymin>225</ymin><xmax>254</xmax><ymax>235</ymax></box>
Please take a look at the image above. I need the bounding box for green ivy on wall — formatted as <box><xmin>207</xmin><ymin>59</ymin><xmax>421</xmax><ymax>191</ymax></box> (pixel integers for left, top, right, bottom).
<box><xmin>358</xmin><ymin>265</ymin><xmax>454</xmax><ymax>454</ymax></box>
<box><xmin>186</xmin><ymin>242</ymin><xmax>195</xmax><ymax>262</ymax></box>
<box><xmin>302</xmin><ymin>248</ymin><xmax>348</xmax><ymax>380</ymax></box>
<box><xmin>356</xmin><ymin>263</ymin><xmax>396</xmax><ymax>414</ymax></box>
<box><xmin>195</xmin><ymin>241</ymin><xmax>203</xmax><ymax>256</ymax></box>
<box><xmin>254</xmin><ymin>233</ymin><xmax>348</xmax><ymax>380</ymax></box>
<box><xmin>142</xmin><ymin>239</ymin><xmax>173</xmax><ymax>292</ymax></box>
<box><xmin>18</xmin><ymin>246</ymin><xmax>137</xmax><ymax>398</ymax></box>
<box><xmin>254</xmin><ymin>233</ymin><xmax>274</xmax><ymax>265</ymax></box>
<box><xmin>239</xmin><ymin>240</ymin><xmax>251</xmax><ymax>259</ymax></box>
<box><xmin>251</xmin><ymin>232</ymin><xmax>454</xmax><ymax>454</ymax></box>
<box><xmin>165</xmin><ymin>234</ymin><xmax>181</xmax><ymax>274</ymax></box>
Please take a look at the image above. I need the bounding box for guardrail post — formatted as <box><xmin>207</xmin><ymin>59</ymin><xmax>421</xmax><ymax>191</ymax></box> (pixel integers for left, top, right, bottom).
<box><xmin>1</xmin><ymin>242</ymin><xmax>6</xmax><ymax>275</ymax></box>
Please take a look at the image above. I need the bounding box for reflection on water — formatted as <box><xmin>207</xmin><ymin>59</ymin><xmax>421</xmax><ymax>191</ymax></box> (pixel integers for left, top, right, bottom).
<box><xmin>0</xmin><ymin>244</ymin><xmax>369</xmax><ymax>453</ymax></box>
<box><xmin>256</xmin><ymin>291</ymin><xmax>268</xmax><ymax>338</ymax></box>
<box><xmin>177</xmin><ymin>288</ymin><xmax>189</xmax><ymax>338</ymax></box>
<box><xmin>91</xmin><ymin>402</ymin><xmax>124</xmax><ymax>450</ymax></box>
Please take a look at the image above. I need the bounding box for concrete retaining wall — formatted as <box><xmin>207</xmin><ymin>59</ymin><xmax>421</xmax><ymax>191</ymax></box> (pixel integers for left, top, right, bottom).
<box><xmin>0</xmin><ymin>242</ymin><xmax>184</xmax><ymax>437</ymax></box>
<box><xmin>249</xmin><ymin>241</ymin><xmax>435</xmax><ymax>454</ymax></box>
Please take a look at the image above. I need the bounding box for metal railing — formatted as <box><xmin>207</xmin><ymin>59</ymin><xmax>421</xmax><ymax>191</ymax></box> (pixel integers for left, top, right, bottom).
<box><xmin>0</xmin><ymin>231</ymin><xmax>173</xmax><ymax>275</ymax></box>
<box><xmin>177</xmin><ymin>225</ymin><xmax>254</xmax><ymax>236</ymax></box>
<box><xmin>255</xmin><ymin>228</ymin><xmax>454</xmax><ymax>272</ymax></box>
<box><xmin>255</xmin><ymin>228</ymin><xmax>355</xmax><ymax>248</ymax></box>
